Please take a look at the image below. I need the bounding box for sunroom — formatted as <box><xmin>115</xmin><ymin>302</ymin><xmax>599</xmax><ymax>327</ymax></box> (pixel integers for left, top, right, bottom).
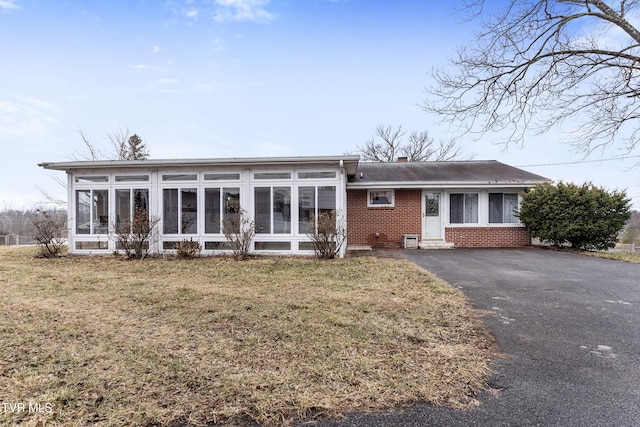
<box><xmin>39</xmin><ymin>156</ymin><xmax>359</xmax><ymax>256</ymax></box>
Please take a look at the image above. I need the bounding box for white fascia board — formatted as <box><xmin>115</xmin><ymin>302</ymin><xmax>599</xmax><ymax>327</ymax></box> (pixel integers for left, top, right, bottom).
<box><xmin>39</xmin><ymin>155</ymin><xmax>361</xmax><ymax>172</ymax></box>
<box><xmin>347</xmin><ymin>181</ymin><xmax>547</xmax><ymax>190</ymax></box>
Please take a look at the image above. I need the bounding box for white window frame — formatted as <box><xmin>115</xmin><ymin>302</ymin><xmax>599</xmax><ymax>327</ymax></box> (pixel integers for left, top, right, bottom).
<box><xmin>367</xmin><ymin>189</ymin><xmax>395</xmax><ymax>207</ymax></box>
<box><xmin>449</xmin><ymin>192</ymin><xmax>479</xmax><ymax>225</ymax></box>
<box><xmin>488</xmin><ymin>192</ymin><xmax>521</xmax><ymax>225</ymax></box>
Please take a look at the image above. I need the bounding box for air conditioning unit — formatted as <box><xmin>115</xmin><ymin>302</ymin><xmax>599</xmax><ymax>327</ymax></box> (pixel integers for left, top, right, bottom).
<box><xmin>402</xmin><ymin>234</ymin><xmax>419</xmax><ymax>249</ymax></box>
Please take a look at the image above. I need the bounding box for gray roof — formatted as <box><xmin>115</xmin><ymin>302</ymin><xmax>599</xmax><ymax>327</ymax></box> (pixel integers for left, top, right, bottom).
<box><xmin>348</xmin><ymin>160</ymin><xmax>549</xmax><ymax>188</ymax></box>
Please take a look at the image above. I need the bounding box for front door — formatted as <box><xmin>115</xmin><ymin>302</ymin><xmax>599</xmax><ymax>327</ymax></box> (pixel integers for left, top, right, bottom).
<box><xmin>423</xmin><ymin>192</ymin><xmax>442</xmax><ymax>239</ymax></box>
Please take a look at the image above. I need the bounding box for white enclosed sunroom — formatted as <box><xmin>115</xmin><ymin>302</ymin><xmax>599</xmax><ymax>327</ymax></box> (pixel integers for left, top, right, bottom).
<box><xmin>39</xmin><ymin>156</ymin><xmax>359</xmax><ymax>256</ymax></box>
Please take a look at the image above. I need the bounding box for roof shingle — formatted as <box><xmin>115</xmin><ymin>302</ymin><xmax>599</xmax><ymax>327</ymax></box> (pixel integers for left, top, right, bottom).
<box><xmin>348</xmin><ymin>161</ymin><xmax>548</xmax><ymax>185</ymax></box>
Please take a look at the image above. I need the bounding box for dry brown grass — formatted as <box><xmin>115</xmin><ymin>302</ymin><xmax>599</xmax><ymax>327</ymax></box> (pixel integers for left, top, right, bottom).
<box><xmin>582</xmin><ymin>250</ymin><xmax>640</xmax><ymax>264</ymax></box>
<box><xmin>0</xmin><ymin>246</ymin><xmax>496</xmax><ymax>426</ymax></box>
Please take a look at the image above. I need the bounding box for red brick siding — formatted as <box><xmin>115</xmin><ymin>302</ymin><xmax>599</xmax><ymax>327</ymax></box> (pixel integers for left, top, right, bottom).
<box><xmin>347</xmin><ymin>189</ymin><xmax>421</xmax><ymax>247</ymax></box>
<box><xmin>445</xmin><ymin>227</ymin><xmax>531</xmax><ymax>248</ymax></box>
<box><xmin>347</xmin><ymin>189</ymin><xmax>533</xmax><ymax>248</ymax></box>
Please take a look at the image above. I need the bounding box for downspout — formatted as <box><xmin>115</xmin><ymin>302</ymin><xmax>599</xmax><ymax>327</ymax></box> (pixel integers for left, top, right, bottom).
<box><xmin>339</xmin><ymin>160</ymin><xmax>347</xmax><ymax>258</ymax></box>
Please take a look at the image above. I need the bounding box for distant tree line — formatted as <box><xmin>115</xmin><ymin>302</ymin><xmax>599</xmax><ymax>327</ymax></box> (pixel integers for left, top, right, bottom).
<box><xmin>0</xmin><ymin>208</ymin><xmax>67</xmax><ymax>245</ymax></box>
<box><xmin>621</xmin><ymin>210</ymin><xmax>640</xmax><ymax>245</ymax></box>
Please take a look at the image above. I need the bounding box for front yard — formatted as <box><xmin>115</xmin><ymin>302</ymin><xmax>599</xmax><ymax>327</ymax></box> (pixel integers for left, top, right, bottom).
<box><xmin>0</xmin><ymin>247</ymin><xmax>496</xmax><ymax>426</ymax></box>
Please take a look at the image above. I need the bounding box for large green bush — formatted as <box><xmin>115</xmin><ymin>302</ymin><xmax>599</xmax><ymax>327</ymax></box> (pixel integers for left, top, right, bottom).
<box><xmin>518</xmin><ymin>182</ymin><xmax>631</xmax><ymax>251</ymax></box>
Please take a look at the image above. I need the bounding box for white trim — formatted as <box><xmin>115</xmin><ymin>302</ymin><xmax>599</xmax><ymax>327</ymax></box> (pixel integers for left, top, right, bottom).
<box><xmin>422</xmin><ymin>191</ymin><xmax>444</xmax><ymax>240</ymax></box>
<box><xmin>367</xmin><ymin>189</ymin><xmax>395</xmax><ymax>207</ymax></box>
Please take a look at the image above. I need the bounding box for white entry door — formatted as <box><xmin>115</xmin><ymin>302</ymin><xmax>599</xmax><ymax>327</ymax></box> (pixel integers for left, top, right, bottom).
<box><xmin>423</xmin><ymin>192</ymin><xmax>442</xmax><ymax>239</ymax></box>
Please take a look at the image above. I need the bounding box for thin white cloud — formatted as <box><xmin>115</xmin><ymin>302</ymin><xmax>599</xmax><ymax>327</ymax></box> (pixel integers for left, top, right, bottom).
<box><xmin>0</xmin><ymin>96</ymin><xmax>58</xmax><ymax>138</ymax></box>
<box><xmin>183</xmin><ymin>7</ymin><xmax>198</xmax><ymax>19</ymax></box>
<box><xmin>213</xmin><ymin>0</ymin><xmax>275</xmax><ymax>23</ymax></box>
<box><xmin>131</xmin><ymin>63</ymin><xmax>150</xmax><ymax>70</ymax></box>
<box><xmin>0</xmin><ymin>0</ymin><xmax>18</xmax><ymax>11</ymax></box>
<box><xmin>152</xmin><ymin>45</ymin><xmax>162</xmax><ymax>53</ymax></box>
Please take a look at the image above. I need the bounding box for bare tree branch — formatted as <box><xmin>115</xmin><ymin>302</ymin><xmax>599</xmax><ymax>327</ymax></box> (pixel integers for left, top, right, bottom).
<box><xmin>424</xmin><ymin>0</ymin><xmax>640</xmax><ymax>155</ymax></box>
<box><xmin>357</xmin><ymin>124</ymin><xmax>472</xmax><ymax>161</ymax></box>
<box><xmin>69</xmin><ymin>129</ymin><xmax>107</xmax><ymax>161</ymax></box>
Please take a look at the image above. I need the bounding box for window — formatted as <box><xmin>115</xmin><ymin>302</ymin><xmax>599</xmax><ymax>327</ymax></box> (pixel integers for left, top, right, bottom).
<box><xmin>75</xmin><ymin>241</ymin><xmax>108</xmax><ymax>250</ymax></box>
<box><xmin>254</xmin><ymin>187</ymin><xmax>291</xmax><ymax>234</ymax></box>
<box><xmin>205</xmin><ymin>187</ymin><xmax>240</xmax><ymax>233</ymax></box>
<box><xmin>114</xmin><ymin>175</ymin><xmax>149</xmax><ymax>182</ymax></box>
<box><xmin>204</xmin><ymin>241</ymin><xmax>232</xmax><ymax>250</ymax></box>
<box><xmin>163</xmin><ymin>188</ymin><xmax>197</xmax><ymax>234</ymax></box>
<box><xmin>254</xmin><ymin>172</ymin><xmax>291</xmax><ymax>180</ymax></box>
<box><xmin>489</xmin><ymin>193</ymin><xmax>519</xmax><ymax>224</ymax></box>
<box><xmin>203</xmin><ymin>173</ymin><xmax>240</xmax><ymax>181</ymax></box>
<box><xmin>75</xmin><ymin>176</ymin><xmax>108</xmax><ymax>183</ymax></box>
<box><xmin>76</xmin><ymin>189</ymin><xmax>109</xmax><ymax>234</ymax></box>
<box><xmin>254</xmin><ymin>241</ymin><xmax>291</xmax><ymax>251</ymax></box>
<box><xmin>450</xmin><ymin>193</ymin><xmax>478</xmax><ymax>224</ymax></box>
<box><xmin>298</xmin><ymin>186</ymin><xmax>336</xmax><ymax>233</ymax></box>
<box><xmin>368</xmin><ymin>190</ymin><xmax>394</xmax><ymax>207</ymax></box>
<box><xmin>162</xmin><ymin>174</ymin><xmax>197</xmax><ymax>181</ymax></box>
<box><xmin>298</xmin><ymin>171</ymin><xmax>336</xmax><ymax>179</ymax></box>
<box><xmin>115</xmin><ymin>189</ymin><xmax>149</xmax><ymax>226</ymax></box>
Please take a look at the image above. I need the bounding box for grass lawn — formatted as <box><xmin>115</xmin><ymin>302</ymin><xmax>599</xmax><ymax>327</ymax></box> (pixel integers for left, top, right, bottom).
<box><xmin>0</xmin><ymin>246</ymin><xmax>496</xmax><ymax>426</ymax></box>
<box><xmin>583</xmin><ymin>251</ymin><xmax>640</xmax><ymax>264</ymax></box>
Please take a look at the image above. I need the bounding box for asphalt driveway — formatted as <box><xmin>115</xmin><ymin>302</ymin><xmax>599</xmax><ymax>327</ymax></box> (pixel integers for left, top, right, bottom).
<box><xmin>317</xmin><ymin>248</ymin><xmax>640</xmax><ymax>427</ymax></box>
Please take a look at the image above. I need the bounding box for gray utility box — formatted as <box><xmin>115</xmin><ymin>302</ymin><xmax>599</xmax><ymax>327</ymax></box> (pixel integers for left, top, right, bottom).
<box><xmin>402</xmin><ymin>234</ymin><xmax>419</xmax><ymax>249</ymax></box>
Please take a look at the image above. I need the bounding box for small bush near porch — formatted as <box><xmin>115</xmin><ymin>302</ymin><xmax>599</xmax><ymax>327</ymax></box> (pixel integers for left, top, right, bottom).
<box><xmin>0</xmin><ymin>247</ymin><xmax>496</xmax><ymax>426</ymax></box>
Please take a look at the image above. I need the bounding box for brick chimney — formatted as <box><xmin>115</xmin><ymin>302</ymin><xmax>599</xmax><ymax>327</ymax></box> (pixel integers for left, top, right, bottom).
<box><xmin>397</xmin><ymin>156</ymin><xmax>408</xmax><ymax>162</ymax></box>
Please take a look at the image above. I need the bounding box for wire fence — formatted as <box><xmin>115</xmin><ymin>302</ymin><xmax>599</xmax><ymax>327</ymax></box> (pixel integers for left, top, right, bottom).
<box><xmin>0</xmin><ymin>235</ymin><xmax>37</xmax><ymax>246</ymax></box>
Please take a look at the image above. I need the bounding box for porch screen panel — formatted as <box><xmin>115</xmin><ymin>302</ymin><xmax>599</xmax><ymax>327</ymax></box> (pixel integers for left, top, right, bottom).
<box><xmin>318</xmin><ymin>186</ymin><xmax>337</xmax><ymax>229</ymax></box>
<box><xmin>115</xmin><ymin>189</ymin><xmax>131</xmax><ymax>226</ymax></box>
<box><xmin>273</xmin><ymin>187</ymin><xmax>291</xmax><ymax>233</ymax></box>
<box><xmin>134</xmin><ymin>189</ymin><xmax>149</xmax><ymax>217</ymax></box>
<box><xmin>318</xmin><ymin>186</ymin><xmax>336</xmax><ymax>214</ymax></box>
<box><xmin>298</xmin><ymin>186</ymin><xmax>315</xmax><ymax>234</ymax></box>
<box><xmin>163</xmin><ymin>189</ymin><xmax>179</xmax><ymax>234</ymax></box>
<box><xmin>255</xmin><ymin>187</ymin><xmax>271</xmax><ymax>234</ymax></box>
<box><xmin>93</xmin><ymin>190</ymin><xmax>109</xmax><ymax>234</ymax></box>
<box><xmin>205</xmin><ymin>188</ymin><xmax>221</xmax><ymax>233</ymax></box>
<box><xmin>181</xmin><ymin>188</ymin><xmax>198</xmax><ymax>234</ymax></box>
<box><xmin>76</xmin><ymin>190</ymin><xmax>91</xmax><ymax>234</ymax></box>
<box><xmin>223</xmin><ymin>188</ymin><xmax>240</xmax><ymax>216</ymax></box>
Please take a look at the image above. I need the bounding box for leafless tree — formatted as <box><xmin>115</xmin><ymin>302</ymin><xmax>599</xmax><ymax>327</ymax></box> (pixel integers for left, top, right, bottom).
<box><xmin>41</xmin><ymin>128</ymin><xmax>150</xmax><ymax>205</ymax></box>
<box><xmin>357</xmin><ymin>124</ymin><xmax>471</xmax><ymax>161</ymax></box>
<box><xmin>222</xmin><ymin>208</ymin><xmax>255</xmax><ymax>260</ymax></box>
<box><xmin>71</xmin><ymin>128</ymin><xmax>149</xmax><ymax>161</ymax></box>
<box><xmin>424</xmin><ymin>1</ymin><xmax>640</xmax><ymax>155</ymax></box>
<box><xmin>306</xmin><ymin>210</ymin><xmax>347</xmax><ymax>259</ymax></box>
<box><xmin>31</xmin><ymin>209</ymin><xmax>67</xmax><ymax>257</ymax></box>
<box><xmin>112</xmin><ymin>207</ymin><xmax>160</xmax><ymax>260</ymax></box>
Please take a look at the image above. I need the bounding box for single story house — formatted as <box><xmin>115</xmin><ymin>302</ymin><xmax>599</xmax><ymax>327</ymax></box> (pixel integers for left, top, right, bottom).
<box><xmin>39</xmin><ymin>155</ymin><xmax>548</xmax><ymax>256</ymax></box>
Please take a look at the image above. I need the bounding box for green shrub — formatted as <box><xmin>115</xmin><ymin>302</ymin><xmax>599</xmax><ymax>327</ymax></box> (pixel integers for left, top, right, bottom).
<box><xmin>517</xmin><ymin>182</ymin><xmax>631</xmax><ymax>251</ymax></box>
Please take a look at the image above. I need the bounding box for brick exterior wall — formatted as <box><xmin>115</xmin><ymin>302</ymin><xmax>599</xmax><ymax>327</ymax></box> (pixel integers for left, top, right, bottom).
<box><xmin>445</xmin><ymin>227</ymin><xmax>531</xmax><ymax>248</ymax></box>
<box><xmin>347</xmin><ymin>188</ymin><xmax>532</xmax><ymax>248</ymax></box>
<box><xmin>347</xmin><ymin>189</ymin><xmax>421</xmax><ymax>247</ymax></box>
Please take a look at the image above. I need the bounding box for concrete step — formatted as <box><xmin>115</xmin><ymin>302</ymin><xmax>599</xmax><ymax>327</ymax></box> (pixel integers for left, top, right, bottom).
<box><xmin>418</xmin><ymin>240</ymin><xmax>455</xmax><ymax>249</ymax></box>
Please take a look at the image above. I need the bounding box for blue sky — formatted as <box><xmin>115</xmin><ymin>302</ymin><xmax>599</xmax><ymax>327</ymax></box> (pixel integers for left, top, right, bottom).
<box><xmin>1</xmin><ymin>0</ymin><xmax>639</xmax><ymax>209</ymax></box>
